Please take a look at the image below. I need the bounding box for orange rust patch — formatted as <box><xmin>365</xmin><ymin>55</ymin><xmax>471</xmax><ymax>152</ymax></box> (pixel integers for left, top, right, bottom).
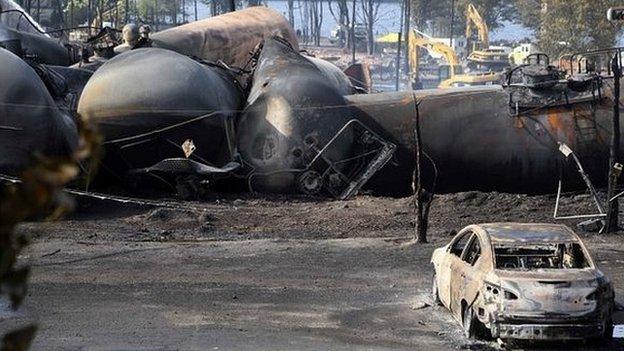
<box><xmin>547</xmin><ymin>111</ymin><xmax>564</xmax><ymax>132</ymax></box>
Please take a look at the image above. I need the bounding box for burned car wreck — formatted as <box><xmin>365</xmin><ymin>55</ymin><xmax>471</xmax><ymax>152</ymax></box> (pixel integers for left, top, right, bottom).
<box><xmin>431</xmin><ymin>223</ymin><xmax>614</xmax><ymax>342</ymax></box>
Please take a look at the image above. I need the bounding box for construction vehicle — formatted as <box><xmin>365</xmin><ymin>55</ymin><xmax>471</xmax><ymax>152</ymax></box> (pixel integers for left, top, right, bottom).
<box><xmin>407</xmin><ymin>30</ymin><xmax>500</xmax><ymax>89</ymax></box>
<box><xmin>509</xmin><ymin>43</ymin><xmax>542</xmax><ymax>65</ymax></box>
<box><xmin>465</xmin><ymin>3</ymin><xmax>509</xmax><ymax>71</ymax></box>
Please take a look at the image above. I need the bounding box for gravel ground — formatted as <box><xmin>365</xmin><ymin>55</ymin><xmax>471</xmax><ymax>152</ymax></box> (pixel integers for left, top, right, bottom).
<box><xmin>16</xmin><ymin>191</ymin><xmax>624</xmax><ymax>350</ymax></box>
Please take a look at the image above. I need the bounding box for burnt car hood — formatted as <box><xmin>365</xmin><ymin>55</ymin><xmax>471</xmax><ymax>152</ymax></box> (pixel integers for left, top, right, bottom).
<box><xmin>490</xmin><ymin>269</ymin><xmax>608</xmax><ymax>317</ymax></box>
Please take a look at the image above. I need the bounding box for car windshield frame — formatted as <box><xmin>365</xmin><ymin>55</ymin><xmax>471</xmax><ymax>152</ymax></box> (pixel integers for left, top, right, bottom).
<box><xmin>490</xmin><ymin>240</ymin><xmax>596</xmax><ymax>271</ymax></box>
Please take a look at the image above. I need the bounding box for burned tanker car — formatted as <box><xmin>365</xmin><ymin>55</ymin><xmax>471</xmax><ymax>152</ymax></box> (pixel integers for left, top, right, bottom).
<box><xmin>1</xmin><ymin>3</ymin><xmax>623</xmax><ymax>200</ymax></box>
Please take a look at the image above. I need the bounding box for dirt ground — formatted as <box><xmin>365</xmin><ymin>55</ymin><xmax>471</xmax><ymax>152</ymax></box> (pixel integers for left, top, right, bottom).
<box><xmin>16</xmin><ymin>191</ymin><xmax>624</xmax><ymax>350</ymax></box>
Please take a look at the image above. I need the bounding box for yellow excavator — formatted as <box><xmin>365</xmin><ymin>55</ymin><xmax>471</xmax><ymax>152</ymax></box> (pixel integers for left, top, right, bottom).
<box><xmin>465</xmin><ymin>3</ymin><xmax>509</xmax><ymax>70</ymax></box>
<box><xmin>407</xmin><ymin>30</ymin><xmax>499</xmax><ymax>89</ymax></box>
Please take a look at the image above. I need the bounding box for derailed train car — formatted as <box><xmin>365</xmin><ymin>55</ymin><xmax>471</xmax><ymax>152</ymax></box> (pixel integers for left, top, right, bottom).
<box><xmin>77</xmin><ymin>48</ymin><xmax>243</xmax><ymax>194</ymax></box>
<box><xmin>150</xmin><ymin>7</ymin><xmax>298</xmax><ymax>69</ymax></box>
<box><xmin>2</xmin><ymin>4</ymin><xmax>623</xmax><ymax>199</ymax></box>
<box><xmin>237</xmin><ymin>37</ymin><xmax>395</xmax><ymax>197</ymax></box>
<box><xmin>350</xmin><ymin>73</ymin><xmax>624</xmax><ymax>196</ymax></box>
<box><xmin>0</xmin><ymin>47</ymin><xmax>77</xmax><ymax>174</ymax></box>
<box><xmin>0</xmin><ymin>0</ymin><xmax>73</xmax><ymax>65</ymax></box>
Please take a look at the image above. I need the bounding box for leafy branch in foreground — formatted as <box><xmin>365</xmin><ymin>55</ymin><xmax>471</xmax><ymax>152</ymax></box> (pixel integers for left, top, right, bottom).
<box><xmin>0</xmin><ymin>117</ymin><xmax>99</xmax><ymax>350</ymax></box>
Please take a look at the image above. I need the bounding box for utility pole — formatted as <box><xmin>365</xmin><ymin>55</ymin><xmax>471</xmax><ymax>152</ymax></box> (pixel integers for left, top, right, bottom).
<box><xmin>125</xmin><ymin>0</ymin><xmax>129</xmax><ymax>23</ymax></box>
<box><xmin>605</xmin><ymin>9</ymin><xmax>624</xmax><ymax>233</ymax></box>
<box><xmin>394</xmin><ymin>0</ymin><xmax>405</xmax><ymax>91</ymax></box>
<box><xmin>87</xmin><ymin>0</ymin><xmax>92</xmax><ymax>31</ymax></box>
<box><xmin>449</xmin><ymin>0</ymin><xmax>455</xmax><ymax>50</ymax></box>
<box><xmin>351</xmin><ymin>0</ymin><xmax>356</xmax><ymax>64</ymax></box>
<box><xmin>69</xmin><ymin>0</ymin><xmax>74</xmax><ymax>27</ymax></box>
<box><xmin>606</xmin><ymin>52</ymin><xmax>622</xmax><ymax>232</ymax></box>
<box><xmin>194</xmin><ymin>0</ymin><xmax>198</xmax><ymax>21</ymax></box>
<box><xmin>403</xmin><ymin>0</ymin><xmax>411</xmax><ymax>73</ymax></box>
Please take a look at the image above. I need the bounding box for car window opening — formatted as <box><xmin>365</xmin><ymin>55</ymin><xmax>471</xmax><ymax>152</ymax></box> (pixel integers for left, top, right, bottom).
<box><xmin>494</xmin><ymin>243</ymin><xmax>590</xmax><ymax>270</ymax></box>
<box><xmin>450</xmin><ymin>232</ymin><xmax>472</xmax><ymax>256</ymax></box>
<box><xmin>462</xmin><ymin>238</ymin><xmax>481</xmax><ymax>265</ymax></box>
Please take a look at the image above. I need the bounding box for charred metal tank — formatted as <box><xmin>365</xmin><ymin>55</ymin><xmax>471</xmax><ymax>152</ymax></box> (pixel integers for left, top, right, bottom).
<box><xmin>150</xmin><ymin>7</ymin><xmax>298</xmax><ymax>69</ymax></box>
<box><xmin>237</xmin><ymin>37</ymin><xmax>394</xmax><ymax>197</ymax></box>
<box><xmin>0</xmin><ymin>47</ymin><xmax>77</xmax><ymax>174</ymax></box>
<box><xmin>0</xmin><ymin>22</ymin><xmax>72</xmax><ymax>65</ymax></box>
<box><xmin>0</xmin><ymin>2</ymin><xmax>72</xmax><ymax>65</ymax></box>
<box><xmin>77</xmin><ymin>48</ymin><xmax>243</xmax><ymax>190</ymax></box>
<box><xmin>348</xmin><ymin>82</ymin><xmax>623</xmax><ymax>196</ymax></box>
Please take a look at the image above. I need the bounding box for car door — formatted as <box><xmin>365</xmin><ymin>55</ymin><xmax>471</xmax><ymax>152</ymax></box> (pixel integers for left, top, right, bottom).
<box><xmin>455</xmin><ymin>234</ymin><xmax>485</xmax><ymax>315</ymax></box>
<box><xmin>440</xmin><ymin>230</ymin><xmax>473</xmax><ymax>309</ymax></box>
<box><xmin>449</xmin><ymin>232</ymin><xmax>477</xmax><ymax>316</ymax></box>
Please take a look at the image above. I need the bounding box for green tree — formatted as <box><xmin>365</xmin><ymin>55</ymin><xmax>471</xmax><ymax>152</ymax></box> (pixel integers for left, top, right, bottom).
<box><xmin>410</xmin><ymin>0</ymin><xmax>516</xmax><ymax>37</ymax></box>
<box><xmin>516</xmin><ymin>0</ymin><xmax>623</xmax><ymax>58</ymax></box>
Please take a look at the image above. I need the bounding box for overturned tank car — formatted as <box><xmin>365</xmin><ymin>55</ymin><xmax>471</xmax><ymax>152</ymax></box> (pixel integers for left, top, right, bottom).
<box><xmin>0</xmin><ymin>1</ymin><xmax>73</xmax><ymax>65</ymax></box>
<box><xmin>150</xmin><ymin>7</ymin><xmax>298</xmax><ymax>70</ymax></box>
<box><xmin>0</xmin><ymin>47</ymin><xmax>77</xmax><ymax>175</ymax></box>
<box><xmin>237</xmin><ymin>37</ymin><xmax>394</xmax><ymax>198</ymax></box>
<box><xmin>349</xmin><ymin>61</ymin><xmax>624</xmax><ymax>196</ymax></box>
<box><xmin>77</xmin><ymin>48</ymin><xmax>243</xmax><ymax>195</ymax></box>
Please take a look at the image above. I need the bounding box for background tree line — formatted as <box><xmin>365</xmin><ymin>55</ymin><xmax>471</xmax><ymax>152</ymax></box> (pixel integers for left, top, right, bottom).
<box><xmin>12</xmin><ymin>0</ymin><xmax>624</xmax><ymax>58</ymax></box>
<box><xmin>410</xmin><ymin>0</ymin><xmax>622</xmax><ymax>59</ymax></box>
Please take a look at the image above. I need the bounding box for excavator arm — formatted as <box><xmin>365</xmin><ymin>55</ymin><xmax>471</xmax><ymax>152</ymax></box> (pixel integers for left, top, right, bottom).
<box><xmin>408</xmin><ymin>30</ymin><xmax>460</xmax><ymax>68</ymax></box>
<box><xmin>466</xmin><ymin>3</ymin><xmax>488</xmax><ymax>49</ymax></box>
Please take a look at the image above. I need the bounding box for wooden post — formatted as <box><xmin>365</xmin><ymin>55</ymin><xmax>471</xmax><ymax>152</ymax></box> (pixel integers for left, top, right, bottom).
<box><xmin>606</xmin><ymin>52</ymin><xmax>621</xmax><ymax>232</ymax></box>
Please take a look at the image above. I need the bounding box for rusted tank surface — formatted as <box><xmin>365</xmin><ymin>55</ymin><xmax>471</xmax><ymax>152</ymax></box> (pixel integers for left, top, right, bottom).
<box><xmin>150</xmin><ymin>7</ymin><xmax>298</xmax><ymax>69</ymax></box>
<box><xmin>77</xmin><ymin>48</ymin><xmax>243</xmax><ymax>182</ymax></box>
<box><xmin>431</xmin><ymin>223</ymin><xmax>614</xmax><ymax>341</ymax></box>
<box><xmin>0</xmin><ymin>48</ymin><xmax>77</xmax><ymax>174</ymax></box>
<box><xmin>236</xmin><ymin>37</ymin><xmax>357</xmax><ymax>194</ymax></box>
<box><xmin>347</xmin><ymin>85</ymin><xmax>623</xmax><ymax>195</ymax></box>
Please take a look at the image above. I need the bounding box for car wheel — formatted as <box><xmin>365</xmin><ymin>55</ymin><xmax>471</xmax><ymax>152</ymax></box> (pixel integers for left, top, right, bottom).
<box><xmin>431</xmin><ymin>274</ymin><xmax>442</xmax><ymax>306</ymax></box>
<box><xmin>463</xmin><ymin>306</ymin><xmax>476</xmax><ymax>339</ymax></box>
<box><xmin>463</xmin><ymin>305</ymin><xmax>490</xmax><ymax>340</ymax></box>
<box><xmin>603</xmin><ymin>313</ymin><xmax>614</xmax><ymax>341</ymax></box>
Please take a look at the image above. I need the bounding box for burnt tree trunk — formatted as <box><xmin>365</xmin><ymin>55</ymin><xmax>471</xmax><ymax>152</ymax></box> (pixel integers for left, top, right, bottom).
<box><xmin>412</xmin><ymin>97</ymin><xmax>431</xmax><ymax>243</ymax></box>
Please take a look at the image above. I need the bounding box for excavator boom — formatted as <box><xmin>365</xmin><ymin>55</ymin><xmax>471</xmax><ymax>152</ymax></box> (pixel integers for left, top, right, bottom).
<box><xmin>408</xmin><ymin>30</ymin><xmax>460</xmax><ymax>67</ymax></box>
<box><xmin>466</xmin><ymin>3</ymin><xmax>488</xmax><ymax>48</ymax></box>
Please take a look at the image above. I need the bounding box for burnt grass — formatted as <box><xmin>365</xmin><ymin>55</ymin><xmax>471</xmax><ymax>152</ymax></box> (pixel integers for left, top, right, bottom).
<box><xmin>17</xmin><ymin>190</ymin><xmax>624</xmax><ymax>350</ymax></box>
<box><xmin>19</xmin><ymin>190</ymin><xmax>619</xmax><ymax>244</ymax></box>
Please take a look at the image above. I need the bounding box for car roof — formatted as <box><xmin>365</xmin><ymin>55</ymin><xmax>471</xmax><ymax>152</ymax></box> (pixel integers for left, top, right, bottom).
<box><xmin>477</xmin><ymin>222</ymin><xmax>580</xmax><ymax>245</ymax></box>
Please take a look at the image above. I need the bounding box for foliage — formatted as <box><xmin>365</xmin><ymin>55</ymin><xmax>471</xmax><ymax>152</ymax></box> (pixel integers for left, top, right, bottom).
<box><xmin>0</xmin><ymin>117</ymin><xmax>98</xmax><ymax>350</ymax></box>
<box><xmin>516</xmin><ymin>0</ymin><xmax>623</xmax><ymax>58</ymax></box>
<box><xmin>410</xmin><ymin>0</ymin><xmax>516</xmax><ymax>37</ymax></box>
<box><xmin>199</xmin><ymin>0</ymin><xmax>242</xmax><ymax>17</ymax></box>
